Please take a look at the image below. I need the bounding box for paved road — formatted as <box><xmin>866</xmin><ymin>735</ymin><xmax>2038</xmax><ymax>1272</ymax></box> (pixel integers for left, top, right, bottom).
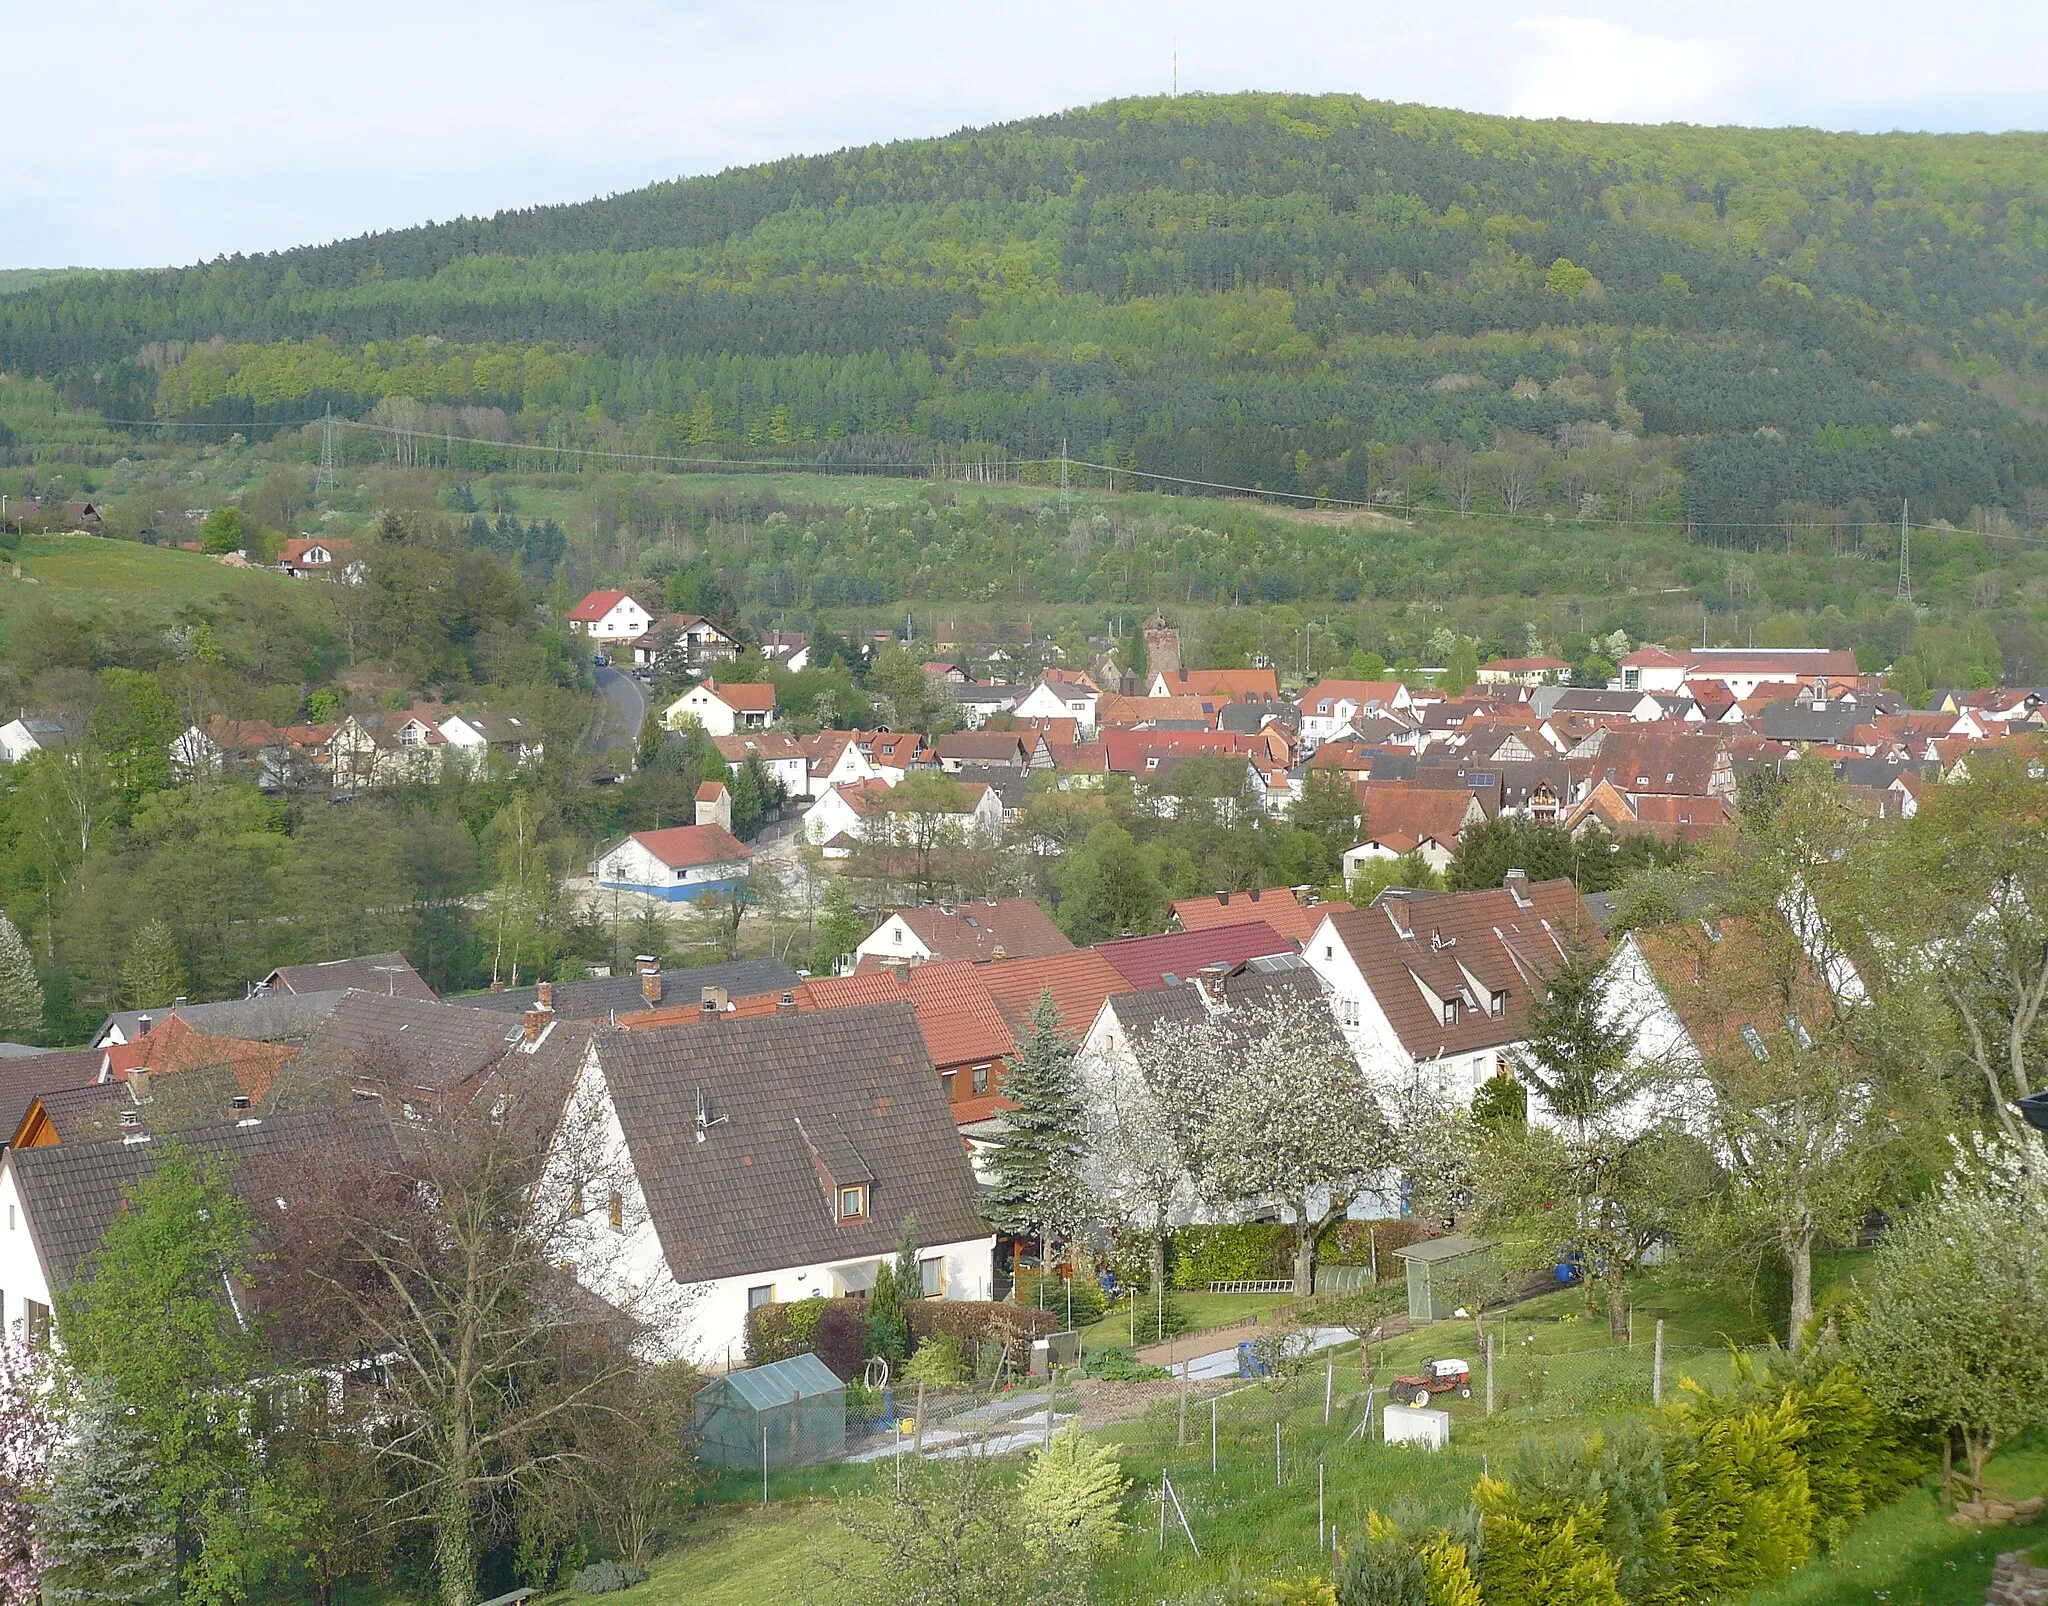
<box><xmin>581</xmin><ymin>665</ymin><xmax>647</xmax><ymax>760</ymax></box>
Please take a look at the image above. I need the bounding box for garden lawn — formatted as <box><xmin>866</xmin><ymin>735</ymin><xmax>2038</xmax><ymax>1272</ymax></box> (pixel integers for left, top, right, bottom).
<box><xmin>1078</xmin><ymin>1290</ymin><xmax>1296</xmax><ymax>1352</ymax></box>
<box><xmin>0</xmin><ymin>534</ymin><xmax>285</xmax><ymax>642</ymax></box>
<box><xmin>591</xmin><ymin>1501</ymin><xmax>844</xmax><ymax>1606</ymax></box>
<box><xmin>1720</xmin><ymin>1437</ymin><xmax>2046</xmax><ymax>1606</ymax></box>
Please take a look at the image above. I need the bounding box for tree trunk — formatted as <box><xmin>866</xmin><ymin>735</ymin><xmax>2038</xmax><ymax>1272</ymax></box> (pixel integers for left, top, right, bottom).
<box><xmin>1293</xmin><ymin>1228</ymin><xmax>1315</xmax><ymax>1298</ymax></box>
<box><xmin>1605</xmin><ymin>1264</ymin><xmax>1630</xmax><ymax>1341</ymax></box>
<box><xmin>1784</xmin><ymin>1220</ymin><xmax>1815</xmax><ymax>1356</ymax></box>
<box><xmin>1150</xmin><ymin>1230</ymin><xmax>1168</xmax><ymax>1307</ymax></box>
<box><xmin>437</xmin><ymin>1485</ymin><xmax>476</xmax><ymax>1606</ymax></box>
<box><xmin>1967</xmin><ymin>1429</ymin><xmax>1991</xmax><ymax>1502</ymax></box>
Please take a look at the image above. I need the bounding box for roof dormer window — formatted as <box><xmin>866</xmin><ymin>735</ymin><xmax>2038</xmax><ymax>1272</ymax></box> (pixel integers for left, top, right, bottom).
<box><xmin>1442</xmin><ymin>1000</ymin><xmax>1459</xmax><ymax>1026</ymax></box>
<box><xmin>838</xmin><ymin>1185</ymin><xmax>868</xmax><ymax>1221</ymax></box>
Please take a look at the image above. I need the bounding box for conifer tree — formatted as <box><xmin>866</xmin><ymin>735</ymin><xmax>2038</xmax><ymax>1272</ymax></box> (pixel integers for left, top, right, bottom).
<box><xmin>984</xmin><ymin>991</ymin><xmax>1088</xmax><ymax>1262</ymax></box>
<box><xmin>892</xmin><ymin>1213</ymin><xmax>921</xmax><ymax>1303</ymax></box>
<box><xmin>0</xmin><ymin>917</ymin><xmax>42</xmax><ymax>1042</ymax></box>
<box><xmin>120</xmin><ymin>919</ymin><xmax>185</xmax><ymax>1011</ymax></box>
<box><xmin>40</xmin><ymin>1376</ymin><xmax>172</xmax><ymax>1606</ymax></box>
<box><xmin>865</xmin><ymin>1259</ymin><xmax>908</xmax><ymax>1370</ymax></box>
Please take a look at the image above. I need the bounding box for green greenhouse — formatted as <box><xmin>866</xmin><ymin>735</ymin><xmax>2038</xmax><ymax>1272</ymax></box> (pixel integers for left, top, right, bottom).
<box><xmin>691</xmin><ymin>1351</ymin><xmax>847</xmax><ymax>1470</ymax></box>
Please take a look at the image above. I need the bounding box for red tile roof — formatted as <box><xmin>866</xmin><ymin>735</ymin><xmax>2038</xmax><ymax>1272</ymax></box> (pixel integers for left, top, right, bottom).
<box><xmin>1094</xmin><ymin>921</ymin><xmax>1295</xmax><ymax>990</ymax></box>
<box><xmin>867</xmin><ymin>898</ymin><xmax>1075</xmax><ymax>965</ymax></box>
<box><xmin>628</xmin><ymin>824</ymin><xmax>753</xmax><ymax>869</ymax></box>
<box><xmin>568</xmin><ymin>589</ymin><xmax>638</xmax><ymax>622</ymax></box>
<box><xmin>699</xmin><ymin>679</ymin><xmax>777</xmax><ymax>713</ymax></box>
<box><xmin>1173</xmin><ymin>889</ymin><xmax>1353</xmax><ymax>944</ymax></box>
<box><xmin>978</xmin><ymin>950</ymin><xmax>1137</xmax><ymax>1041</ymax></box>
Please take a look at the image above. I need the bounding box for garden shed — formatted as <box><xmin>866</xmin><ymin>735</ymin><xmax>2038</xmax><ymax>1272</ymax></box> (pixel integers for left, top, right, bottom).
<box><xmin>691</xmin><ymin>1351</ymin><xmax>847</xmax><ymax>1470</ymax></box>
<box><xmin>1394</xmin><ymin>1234</ymin><xmax>1494</xmax><ymax>1324</ymax></box>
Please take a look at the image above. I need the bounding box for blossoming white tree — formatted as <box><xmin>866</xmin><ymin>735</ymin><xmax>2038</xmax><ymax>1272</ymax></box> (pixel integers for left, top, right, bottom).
<box><xmin>1144</xmin><ymin>996</ymin><xmax>1397</xmax><ymax>1295</ymax></box>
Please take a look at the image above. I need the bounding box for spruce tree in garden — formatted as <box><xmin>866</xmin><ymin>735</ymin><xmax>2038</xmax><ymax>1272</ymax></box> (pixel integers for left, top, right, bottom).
<box><xmin>984</xmin><ymin>991</ymin><xmax>1088</xmax><ymax>1267</ymax></box>
<box><xmin>0</xmin><ymin>917</ymin><xmax>42</xmax><ymax>1041</ymax></box>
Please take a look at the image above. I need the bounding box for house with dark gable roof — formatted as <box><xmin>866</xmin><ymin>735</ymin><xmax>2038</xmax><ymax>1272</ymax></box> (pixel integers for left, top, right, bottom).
<box><xmin>1302</xmin><ymin>874</ymin><xmax>1604</xmax><ymax>1104</ymax></box>
<box><xmin>543</xmin><ymin>1003</ymin><xmax>993</xmax><ymax>1368</ymax></box>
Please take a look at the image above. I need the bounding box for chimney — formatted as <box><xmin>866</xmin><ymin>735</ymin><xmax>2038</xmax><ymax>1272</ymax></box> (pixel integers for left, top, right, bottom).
<box><xmin>700</xmin><ymin>984</ymin><xmax>729</xmax><ymax>1013</ymax></box>
<box><xmin>172</xmin><ymin>995</ymin><xmax>188</xmax><ymax>1009</ymax></box>
<box><xmin>536</xmin><ymin>979</ymin><xmax>553</xmax><ymax>1010</ymax></box>
<box><xmin>522</xmin><ymin>1003</ymin><xmax>553</xmax><ymax>1043</ymax></box>
<box><xmin>231</xmin><ymin>1092</ymin><xmax>251</xmax><ymax>1112</ymax></box>
<box><xmin>777</xmin><ymin>991</ymin><xmax>798</xmax><ymax>1014</ymax></box>
<box><xmin>1504</xmin><ymin>868</ymin><xmax>1532</xmax><ymax>907</ymax></box>
<box><xmin>129</xmin><ymin>1069</ymin><xmax>151</xmax><ymax>1100</ymax></box>
<box><xmin>636</xmin><ymin>954</ymin><xmax>662</xmax><ymax>1005</ymax></box>
<box><xmin>136</xmin><ymin>1012</ymin><xmax>153</xmax><ymax>1038</ymax></box>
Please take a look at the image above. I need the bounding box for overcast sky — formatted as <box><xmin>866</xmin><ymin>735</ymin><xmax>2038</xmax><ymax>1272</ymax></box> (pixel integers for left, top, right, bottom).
<box><xmin>8</xmin><ymin>0</ymin><xmax>2045</xmax><ymax>271</ymax></box>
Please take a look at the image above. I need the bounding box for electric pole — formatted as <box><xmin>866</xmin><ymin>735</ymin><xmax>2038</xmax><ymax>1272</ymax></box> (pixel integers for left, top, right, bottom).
<box><xmin>318</xmin><ymin>405</ymin><xmax>339</xmax><ymax>492</ymax></box>
<box><xmin>1897</xmin><ymin>499</ymin><xmax>1911</xmax><ymax>601</ymax></box>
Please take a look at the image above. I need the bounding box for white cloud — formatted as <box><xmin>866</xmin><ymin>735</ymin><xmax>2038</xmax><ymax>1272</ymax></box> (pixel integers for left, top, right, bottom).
<box><xmin>1499</xmin><ymin>17</ymin><xmax>1750</xmax><ymax>123</ymax></box>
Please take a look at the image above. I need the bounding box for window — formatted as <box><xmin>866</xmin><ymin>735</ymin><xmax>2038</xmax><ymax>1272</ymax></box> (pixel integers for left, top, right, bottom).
<box><xmin>838</xmin><ymin>1185</ymin><xmax>868</xmax><ymax>1221</ymax></box>
<box><xmin>747</xmin><ymin>1283</ymin><xmax>775</xmax><ymax>1311</ymax></box>
<box><xmin>1490</xmin><ymin>990</ymin><xmax>1508</xmax><ymax>1018</ymax></box>
<box><xmin>919</xmin><ymin>1256</ymin><xmax>944</xmax><ymax>1298</ymax></box>
<box><xmin>941</xmin><ymin>1069</ymin><xmax>957</xmax><ymax>1099</ymax></box>
<box><xmin>1740</xmin><ymin>1025</ymin><xmax>1770</xmax><ymax>1062</ymax></box>
<box><xmin>22</xmin><ymin>1301</ymin><xmax>48</xmax><ymax>1351</ymax></box>
<box><xmin>1442</xmin><ymin>1000</ymin><xmax>1459</xmax><ymax>1026</ymax></box>
<box><xmin>971</xmin><ymin>1064</ymin><xmax>991</xmax><ymax>1095</ymax></box>
<box><xmin>1324</xmin><ymin>945</ymin><xmax>1333</xmax><ymax>961</ymax></box>
<box><xmin>608</xmin><ymin>1190</ymin><xmax>624</xmax><ymax>1232</ymax></box>
<box><xmin>1339</xmin><ymin>995</ymin><xmax>1360</xmax><ymax>1027</ymax></box>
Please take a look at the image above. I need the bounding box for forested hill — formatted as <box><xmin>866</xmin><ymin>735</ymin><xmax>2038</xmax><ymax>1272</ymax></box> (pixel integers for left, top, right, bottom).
<box><xmin>9</xmin><ymin>94</ymin><xmax>2048</xmax><ymax>536</ymax></box>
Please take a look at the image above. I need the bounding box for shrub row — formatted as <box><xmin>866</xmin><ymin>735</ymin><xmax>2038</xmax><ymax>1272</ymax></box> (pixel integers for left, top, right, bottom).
<box><xmin>1114</xmin><ymin>1219</ymin><xmax>1436</xmax><ymax>1292</ymax></box>
<box><xmin>744</xmin><ymin>1296</ymin><xmax>1063</xmax><ymax>1382</ymax></box>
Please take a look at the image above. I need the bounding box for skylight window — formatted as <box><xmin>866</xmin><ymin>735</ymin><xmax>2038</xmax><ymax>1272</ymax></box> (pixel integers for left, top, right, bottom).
<box><xmin>1740</xmin><ymin>1025</ymin><xmax>1769</xmax><ymax>1062</ymax></box>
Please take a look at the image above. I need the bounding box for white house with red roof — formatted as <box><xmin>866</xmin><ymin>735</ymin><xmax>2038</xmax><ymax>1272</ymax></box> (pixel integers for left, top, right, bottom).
<box><xmin>1476</xmin><ymin>656</ymin><xmax>1571</xmax><ymax>688</ymax></box>
<box><xmin>1618</xmin><ymin>646</ymin><xmax>1860</xmax><ymax>702</ymax></box>
<box><xmin>567</xmin><ymin>590</ymin><xmax>655</xmax><ymax>643</ymax></box>
<box><xmin>661</xmin><ymin>678</ymin><xmax>777</xmax><ymax>737</ymax></box>
<box><xmin>592</xmin><ymin>824</ymin><xmax>753</xmax><ymax>901</ymax></box>
<box><xmin>1297</xmin><ymin>679</ymin><xmax>1416</xmax><ymax>745</ymax></box>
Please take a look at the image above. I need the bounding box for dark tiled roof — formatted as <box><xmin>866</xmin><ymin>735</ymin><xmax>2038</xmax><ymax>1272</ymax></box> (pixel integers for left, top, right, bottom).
<box><xmin>20</xmin><ymin>1081</ymin><xmax>125</xmax><ymax>1144</ymax></box>
<box><xmin>263</xmin><ymin>953</ymin><xmax>435</xmax><ymax>1000</ymax></box>
<box><xmin>0</xmin><ymin>1049</ymin><xmax>104</xmax><ymax>1142</ymax></box>
<box><xmin>1107</xmin><ymin>966</ymin><xmax>1330</xmax><ymax>1044</ymax></box>
<box><xmin>1322</xmin><ymin>879</ymin><xmax>1602</xmax><ymax>1061</ymax></box>
<box><xmin>92</xmin><ymin>989</ymin><xmax>351</xmax><ymax>1049</ymax></box>
<box><xmin>460</xmin><ymin>958</ymin><xmax>799</xmax><ymax>1020</ymax></box>
<box><xmin>271</xmin><ymin>991</ymin><xmax>531</xmax><ymax>1105</ymax></box>
<box><xmin>11</xmin><ymin>1106</ymin><xmax>395</xmax><ymax>1293</ymax></box>
<box><xmin>597</xmin><ymin>1003</ymin><xmax>985</xmax><ymax>1284</ymax></box>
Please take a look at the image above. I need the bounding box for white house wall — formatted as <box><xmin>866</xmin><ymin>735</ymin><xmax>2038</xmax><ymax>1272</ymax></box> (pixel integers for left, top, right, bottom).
<box><xmin>0</xmin><ymin>1157</ymin><xmax>53</xmax><ymax>1348</ymax></box>
<box><xmin>543</xmin><ymin>1050</ymin><xmax>993</xmax><ymax>1371</ymax></box>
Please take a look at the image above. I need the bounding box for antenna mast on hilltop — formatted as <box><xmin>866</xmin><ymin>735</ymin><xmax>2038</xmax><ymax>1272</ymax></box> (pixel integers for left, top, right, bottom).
<box><xmin>317</xmin><ymin>405</ymin><xmax>339</xmax><ymax>492</ymax></box>
<box><xmin>1172</xmin><ymin>39</ymin><xmax>1179</xmax><ymax>97</ymax></box>
<box><xmin>1897</xmin><ymin>500</ymin><xmax>1912</xmax><ymax>601</ymax></box>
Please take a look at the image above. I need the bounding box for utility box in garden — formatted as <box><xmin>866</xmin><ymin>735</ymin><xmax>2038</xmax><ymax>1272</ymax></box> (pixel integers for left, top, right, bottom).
<box><xmin>1383</xmin><ymin>1406</ymin><xmax>1450</xmax><ymax>1451</ymax></box>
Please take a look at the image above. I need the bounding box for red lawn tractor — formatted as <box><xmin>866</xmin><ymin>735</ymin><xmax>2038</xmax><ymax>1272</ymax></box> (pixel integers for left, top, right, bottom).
<box><xmin>1392</xmin><ymin>1357</ymin><xmax>1473</xmax><ymax>1407</ymax></box>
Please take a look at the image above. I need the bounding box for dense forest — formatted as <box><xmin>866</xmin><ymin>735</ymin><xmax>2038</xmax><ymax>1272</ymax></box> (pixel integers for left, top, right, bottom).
<box><xmin>7</xmin><ymin>94</ymin><xmax>2048</xmax><ymax>539</ymax></box>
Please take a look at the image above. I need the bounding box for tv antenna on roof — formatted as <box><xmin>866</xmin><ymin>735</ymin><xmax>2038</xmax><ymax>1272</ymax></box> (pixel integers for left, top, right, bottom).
<box><xmin>695</xmin><ymin>1087</ymin><xmax>728</xmax><ymax>1144</ymax></box>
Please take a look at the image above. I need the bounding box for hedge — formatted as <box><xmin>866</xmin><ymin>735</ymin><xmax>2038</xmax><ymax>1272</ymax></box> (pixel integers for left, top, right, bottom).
<box><xmin>743</xmin><ymin>1297</ymin><xmax>831</xmax><ymax>1369</ymax></box>
<box><xmin>1149</xmin><ymin>1220</ymin><xmax>1435</xmax><ymax>1290</ymax></box>
<box><xmin>907</xmin><ymin>1301</ymin><xmax>1061</xmax><ymax>1370</ymax></box>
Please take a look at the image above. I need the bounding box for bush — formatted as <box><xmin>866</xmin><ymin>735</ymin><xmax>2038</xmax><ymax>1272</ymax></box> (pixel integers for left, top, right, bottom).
<box><xmin>1112</xmin><ymin>1289</ymin><xmax>1194</xmax><ymax>1344</ymax></box>
<box><xmin>844</xmin><ymin>1380</ymin><xmax>890</xmax><ymax>1426</ymax></box>
<box><xmin>1472</xmin><ymin>1475</ymin><xmax>1625</xmax><ymax>1606</ymax></box>
<box><xmin>1661</xmin><ymin>1387</ymin><xmax>1814</xmax><ymax>1595</ymax></box>
<box><xmin>1013</xmin><ymin>1267</ymin><xmax>1106</xmax><ymax>1327</ymax></box>
<box><xmin>1080</xmin><ymin>1347</ymin><xmax>1170</xmax><ymax>1382</ymax></box>
<box><xmin>812</xmin><ymin>1302</ymin><xmax>870</xmax><ymax>1382</ymax></box>
<box><xmin>907</xmin><ymin>1300</ymin><xmax>1061</xmax><ymax>1371</ymax></box>
<box><xmin>743</xmin><ymin>1296</ymin><xmax>829</xmax><ymax>1367</ymax></box>
<box><xmin>1322</xmin><ymin>1219</ymin><xmax>1433</xmax><ymax>1268</ymax></box>
<box><xmin>1018</xmin><ymin>1429</ymin><xmax>1127</xmax><ymax>1558</ymax></box>
<box><xmin>1169</xmin><ymin>1223</ymin><xmax>1293</xmax><ymax>1289</ymax></box>
<box><xmin>902</xmin><ymin>1336</ymin><xmax>967</xmax><ymax>1388</ymax></box>
<box><xmin>569</xmin><ymin>1560</ymin><xmax>648</xmax><ymax>1595</ymax></box>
